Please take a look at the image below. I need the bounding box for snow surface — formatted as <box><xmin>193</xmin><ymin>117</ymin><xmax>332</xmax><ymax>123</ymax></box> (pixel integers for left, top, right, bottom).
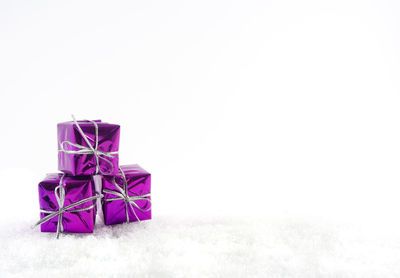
<box><xmin>1</xmin><ymin>216</ymin><xmax>400</xmax><ymax>278</ymax></box>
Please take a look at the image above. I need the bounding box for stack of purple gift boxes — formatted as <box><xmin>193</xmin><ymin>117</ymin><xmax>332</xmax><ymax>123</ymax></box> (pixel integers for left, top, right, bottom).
<box><xmin>33</xmin><ymin>116</ymin><xmax>151</xmax><ymax>238</ymax></box>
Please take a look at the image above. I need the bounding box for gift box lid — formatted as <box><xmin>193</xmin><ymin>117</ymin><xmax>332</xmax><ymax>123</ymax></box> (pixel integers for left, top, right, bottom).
<box><xmin>120</xmin><ymin>164</ymin><xmax>150</xmax><ymax>176</ymax></box>
<box><xmin>57</xmin><ymin>120</ymin><xmax>120</xmax><ymax>129</ymax></box>
<box><xmin>40</xmin><ymin>173</ymin><xmax>93</xmax><ymax>186</ymax></box>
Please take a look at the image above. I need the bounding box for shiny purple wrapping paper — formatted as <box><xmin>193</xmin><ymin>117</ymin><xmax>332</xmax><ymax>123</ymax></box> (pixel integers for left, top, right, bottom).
<box><xmin>58</xmin><ymin>120</ymin><xmax>120</xmax><ymax>176</ymax></box>
<box><xmin>102</xmin><ymin>164</ymin><xmax>151</xmax><ymax>225</ymax></box>
<box><xmin>38</xmin><ymin>174</ymin><xmax>97</xmax><ymax>233</ymax></box>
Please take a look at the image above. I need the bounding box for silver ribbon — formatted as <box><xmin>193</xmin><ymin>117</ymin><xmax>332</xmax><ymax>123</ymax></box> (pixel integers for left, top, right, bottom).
<box><xmin>59</xmin><ymin>115</ymin><xmax>118</xmax><ymax>175</ymax></box>
<box><xmin>103</xmin><ymin>167</ymin><xmax>151</xmax><ymax>223</ymax></box>
<box><xmin>33</xmin><ymin>174</ymin><xmax>103</xmax><ymax>239</ymax></box>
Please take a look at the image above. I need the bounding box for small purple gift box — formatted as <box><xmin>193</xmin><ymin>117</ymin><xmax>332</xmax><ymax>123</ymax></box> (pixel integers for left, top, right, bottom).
<box><xmin>102</xmin><ymin>164</ymin><xmax>151</xmax><ymax>225</ymax></box>
<box><xmin>58</xmin><ymin>116</ymin><xmax>120</xmax><ymax>176</ymax></box>
<box><xmin>34</xmin><ymin>173</ymin><xmax>101</xmax><ymax>238</ymax></box>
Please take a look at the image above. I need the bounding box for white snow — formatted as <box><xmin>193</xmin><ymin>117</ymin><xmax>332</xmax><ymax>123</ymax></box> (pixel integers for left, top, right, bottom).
<box><xmin>1</xmin><ymin>216</ymin><xmax>400</xmax><ymax>278</ymax></box>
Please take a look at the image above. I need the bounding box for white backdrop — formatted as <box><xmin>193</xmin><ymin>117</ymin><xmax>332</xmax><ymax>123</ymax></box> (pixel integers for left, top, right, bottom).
<box><xmin>1</xmin><ymin>0</ymin><xmax>400</xmax><ymax>225</ymax></box>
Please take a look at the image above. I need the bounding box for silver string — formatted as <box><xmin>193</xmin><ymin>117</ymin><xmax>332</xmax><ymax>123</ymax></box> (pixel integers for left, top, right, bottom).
<box><xmin>32</xmin><ymin>173</ymin><xmax>103</xmax><ymax>239</ymax></box>
<box><xmin>58</xmin><ymin>115</ymin><xmax>118</xmax><ymax>175</ymax></box>
<box><xmin>103</xmin><ymin>167</ymin><xmax>151</xmax><ymax>223</ymax></box>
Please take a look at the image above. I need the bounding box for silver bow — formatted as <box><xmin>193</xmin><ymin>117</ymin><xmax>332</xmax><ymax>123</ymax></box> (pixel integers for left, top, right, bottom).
<box><xmin>33</xmin><ymin>174</ymin><xmax>103</xmax><ymax>239</ymax></box>
<box><xmin>59</xmin><ymin>115</ymin><xmax>118</xmax><ymax>175</ymax></box>
<box><xmin>103</xmin><ymin>167</ymin><xmax>151</xmax><ymax>223</ymax></box>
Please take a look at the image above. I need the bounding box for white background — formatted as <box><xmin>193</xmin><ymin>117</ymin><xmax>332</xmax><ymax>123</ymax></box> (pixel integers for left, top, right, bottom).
<box><xmin>2</xmin><ymin>1</ymin><xmax>400</xmax><ymax>277</ymax></box>
<box><xmin>1</xmin><ymin>0</ymin><xmax>400</xmax><ymax>233</ymax></box>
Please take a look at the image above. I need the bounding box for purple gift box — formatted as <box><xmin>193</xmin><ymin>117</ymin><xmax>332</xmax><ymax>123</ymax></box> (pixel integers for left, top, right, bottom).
<box><xmin>58</xmin><ymin>118</ymin><xmax>120</xmax><ymax>176</ymax></box>
<box><xmin>36</xmin><ymin>173</ymin><xmax>99</xmax><ymax>237</ymax></box>
<box><xmin>102</xmin><ymin>164</ymin><xmax>151</xmax><ymax>225</ymax></box>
